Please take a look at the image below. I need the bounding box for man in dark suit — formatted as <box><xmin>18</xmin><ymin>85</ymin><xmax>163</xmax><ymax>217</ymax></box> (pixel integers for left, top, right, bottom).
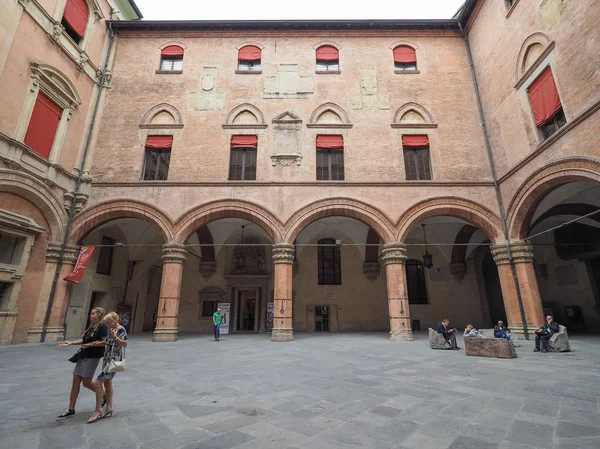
<box><xmin>437</xmin><ymin>319</ymin><xmax>460</xmax><ymax>350</ymax></box>
<box><xmin>534</xmin><ymin>315</ymin><xmax>560</xmax><ymax>353</ymax></box>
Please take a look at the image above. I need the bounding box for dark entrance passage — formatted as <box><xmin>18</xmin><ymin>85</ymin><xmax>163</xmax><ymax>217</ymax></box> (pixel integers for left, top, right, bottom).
<box><xmin>482</xmin><ymin>252</ymin><xmax>507</xmax><ymax>326</ymax></box>
<box><xmin>315</xmin><ymin>306</ymin><xmax>330</xmax><ymax>331</ymax></box>
<box><xmin>237</xmin><ymin>290</ymin><xmax>256</xmax><ymax>331</ymax></box>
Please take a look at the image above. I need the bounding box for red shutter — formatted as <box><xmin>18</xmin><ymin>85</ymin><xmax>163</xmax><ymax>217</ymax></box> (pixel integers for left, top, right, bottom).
<box><xmin>161</xmin><ymin>46</ymin><xmax>184</xmax><ymax>57</ymax></box>
<box><xmin>316</xmin><ymin>46</ymin><xmax>339</xmax><ymax>61</ymax></box>
<box><xmin>23</xmin><ymin>92</ymin><xmax>62</xmax><ymax>159</ymax></box>
<box><xmin>63</xmin><ymin>0</ymin><xmax>89</xmax><ymax>39</ymax></box>
<box><xmin>402</xmin><ymin>135</ymin><xmax>429</xmax><ymax>148</ymax></box>
<box><xmin>231</xmin><ymin>135</ymin><xmax>258</xmax><ymax>149</ymax></box>
<box><xmin>528</xmin><ymin>67</ymin><xmax>562</xmax><ymax>126</ymax></box>
<box><xmin>393</xmin><ymin>46</ymin><xmax>417</xmax><ymax>63</ymax></box>
<box><xmin>238</xmin><ymin>46</ymin><xmax>261</xmax><ymax>62</ymax></box>
<box><xmin>146</xmin><ymin>135</ymin><xmax>173</xmax><ymax>149</ymax></box>
<box><xmin>316</xmin><ymin>135</ymin><xmax>344</xmax><ymax>150</ymax></box>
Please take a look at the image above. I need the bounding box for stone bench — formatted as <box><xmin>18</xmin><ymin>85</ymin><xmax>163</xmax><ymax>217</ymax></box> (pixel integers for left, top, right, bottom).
<box><xmin>548</xmin><ymin>325</ymin><xmax>571</xmax><ymax>352</ymax></box>
<box><xmin>428</xmin><ymin>328</ymin><xmax>453</xmax><ymax>349</ymax></box>
<box><xmin>465</xmin><ymin>337</ymin><xmax>517</xmax><ymax>359</ymax></box>
<box><xmin>480</xmin><ymin>329</ymin><xmax>521</xmax><ymax>347</ymax></box>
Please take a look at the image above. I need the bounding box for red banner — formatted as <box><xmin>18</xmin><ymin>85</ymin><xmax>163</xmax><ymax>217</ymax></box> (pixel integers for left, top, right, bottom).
<box><xmin>64</xmin><ymin>246</ymin><xmax>95</xmax><ymax>284</ymax></box>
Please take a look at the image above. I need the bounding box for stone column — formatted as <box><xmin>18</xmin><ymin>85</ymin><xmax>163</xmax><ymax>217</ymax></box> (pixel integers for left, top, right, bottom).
<box><xmin>381</xmin><ymin>243</ymin><xmax>414</xmax><ymax>341</ymax></box>
<box><xmin>491</xmin><ymin>241</ymin><xmax>545</xmax><ymax>339</ymax></box>
<box><xmin>153</xmin><ymin>243</ymin><xmax>187</xmax><ymax>342</ymax></box>
<box><xmin>271</xmin><ymin>244</ymin><xmax>295</xmax><ymax>342</ymax></box>
<box><xmin>27</xmin><ymin>242</ymin><xmax>79</xmax><ymax>343</ymax></box>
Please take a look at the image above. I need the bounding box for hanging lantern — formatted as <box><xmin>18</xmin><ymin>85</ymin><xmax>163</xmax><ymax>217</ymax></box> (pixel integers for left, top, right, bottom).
<box><xmin>421</xmin><ymin>224</ymin><xmax>434</xmax><ymax>269</ymax></box>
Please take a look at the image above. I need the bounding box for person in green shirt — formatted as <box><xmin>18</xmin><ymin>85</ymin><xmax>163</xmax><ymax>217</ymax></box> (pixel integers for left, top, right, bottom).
<box><xmin>213</xmin><ymin>307</ymin><xmax>222</xmax><ymax>341</ymax></box>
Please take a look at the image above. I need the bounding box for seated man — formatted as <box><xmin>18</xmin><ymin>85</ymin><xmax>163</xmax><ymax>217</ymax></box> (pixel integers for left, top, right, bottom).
<box><xmin>464</xmin><ymin>324</ymin><xmax>485</xmax><ymax>338</ymax></box>
<box><xmin>437</xmin><ymin>319</ymin><xmax>460</xmax><ymax>350</ymax></box>
<box><xmin>534</xmin><ymin>315</ymin><xmax>560</xmax><ymax>353</ymax></box>
<box><xmin>493</xmin><ymin>321</ymin><xmax>511</xmax><ymax>340</ymax></box>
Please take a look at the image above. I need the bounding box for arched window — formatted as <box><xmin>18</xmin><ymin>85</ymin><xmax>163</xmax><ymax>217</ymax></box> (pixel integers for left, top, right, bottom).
<box><xmin>160</xmin><ymin>46</ymin><xmax>184</xmax><ymax>71</ymax></box>
<box><xmin>238</xmin><ymin>46</ymin><xmax>262</xmax><ymax>72</ymax></box>
<box><xmin>406</xmin><ymin>259</ymin><xmax>428</xmax><ymax>304</ymax></box>
<box><xmin>393</xmin><ymin>46</ymin><xmax>417</xmax><ymax>72</ymax></box>
<box><xmin>61</xmin><ymin>0</ymin><xmax>89</xmax><ymax>44</ymax></box>
<box><xmin>316</xmin><ymin>46</ymin><xmax>339</xmax><ymax>72</ymax></box>
<box><xmin>318</xmin><ymin>238</ymin><xmax>341</xmax><ymax>285</ymax></box>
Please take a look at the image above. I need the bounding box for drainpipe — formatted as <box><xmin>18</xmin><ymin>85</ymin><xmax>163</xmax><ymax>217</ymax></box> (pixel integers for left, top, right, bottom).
<box><xmin>459</xmin><ymin>21</ymin><xmax>530</xmax><ymax>339</ymax></box>
<box><xmin>41</xmin><ymin>23</ymin><xmax>116</xmax><ymax>342</ymax></box>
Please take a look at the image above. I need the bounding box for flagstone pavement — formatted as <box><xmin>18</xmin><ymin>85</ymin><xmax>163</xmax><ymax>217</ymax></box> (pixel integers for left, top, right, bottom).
<box><xmin>1</xmin><ymin>332</ymin><xmax>600</xmax><ymax>449</ymax></box>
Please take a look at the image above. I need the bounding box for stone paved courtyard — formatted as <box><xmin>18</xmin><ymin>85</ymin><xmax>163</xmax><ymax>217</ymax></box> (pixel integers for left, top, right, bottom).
<box><xmin>1</xmin><ymin>332</ymin><xmax>600</xmax><ymax>449</ymax></box>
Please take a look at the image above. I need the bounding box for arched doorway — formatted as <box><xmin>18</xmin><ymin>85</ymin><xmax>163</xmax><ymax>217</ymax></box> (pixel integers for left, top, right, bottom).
<box><xmin>514</xmin><ymin>180</ymin><xmax>600</xmax><ymax>333</ymax></box>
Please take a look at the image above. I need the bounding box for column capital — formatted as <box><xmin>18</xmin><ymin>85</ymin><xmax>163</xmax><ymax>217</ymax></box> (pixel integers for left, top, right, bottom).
<box><xmin>46</xmin><ymin>242</ymin><xmax>79</xmax><ymax>264</ymax></box>
<box><xmin>381</xmin><ymin>243</ymin><xmax>407</xmax><ymax>266</ymax></box>
<box><xmin>491</xmin><ymin>241</ymin><xmax>534</xmax><ymax>265</ymax></box>
<box><xmin>272</xmin><ymin>244</ymin><xmax>295</xmax><ymax>265</ymax></box>
<box><xmin>161</xmin><ymin>243</ymin><xmax>187</xmax><ymax>265</ymax></box>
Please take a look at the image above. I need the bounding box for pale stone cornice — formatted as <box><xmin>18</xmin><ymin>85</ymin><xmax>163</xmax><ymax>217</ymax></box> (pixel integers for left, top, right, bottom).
<box><xmin>91</xmin><ymin>180</ymin><xmax>494</xmax><ymax>187</ymax></box>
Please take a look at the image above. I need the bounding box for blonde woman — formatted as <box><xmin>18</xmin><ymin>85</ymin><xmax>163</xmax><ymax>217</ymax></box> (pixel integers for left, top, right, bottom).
<box><xmin>88</xmin><ymin>311</ymin><xmax>128</xmax><ymax>423</ymax></box>
<box><xmin>57</xmin><ymin>307</ymin><xmax>108</xmax><ymax>421</ymax></box>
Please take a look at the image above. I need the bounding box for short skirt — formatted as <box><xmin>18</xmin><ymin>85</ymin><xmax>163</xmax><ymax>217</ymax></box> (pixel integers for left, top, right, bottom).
<box><xmin>73</xmin><ymin>357</ymin><xmax>101</xmax><ymax>378</ymax></box>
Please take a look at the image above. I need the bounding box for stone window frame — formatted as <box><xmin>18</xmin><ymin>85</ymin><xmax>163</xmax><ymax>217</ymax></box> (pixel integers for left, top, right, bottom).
<box><xmin>52</xmin><ymin>0</ymin><xmax>104</xmax><ymax>53</ymax></box>
<box><xmin>14</xmin><ymin>63</ymin><xmax>81</xmax><ymax>165</ymax></box>
<box><xmin>235</xmin><ymin>41</ymin><xmax>265</xmax><ymax>75</ymax></box>
<box><xmin>156</xmin><ymin>41</ymin><xmax>187</xmax><ymax>74</ymax></box>
<box><xmin>516</xmin><ymin>53</ymin><xmax>568</xmax><ymax>144</ymax></box>
<box><xmin>140</xmin><ymin>103</ymin><xmax>185</xmax><ymax>130</ymax></box>
<box><xmin>391</xmin><ymin>103</ymin><xmax>437</xmax><ymax>181</ymax></box>
<box><xmin>198</xmin><ymin>287</ymin><xmax>225</xmax><ymax>320</ymax></box>
<box><xmin>0</xmin><ymin>210</ymin><xmax>45</xmax><ymax>344</ymax></box>
<box><xmin>515</xmin><ymin>32</ymin><xmax>555</xmax><ymax>89</ymax></box>
<box><xmin>389</xmin><ymin>41</ymin><xmax>420</xmax><ymax>75</ymax></box>
<box><xmin>307</xmin><ymin>103</ymin><xmax>352</xmax><ymax>181</ymax></box>
<box><xmin>313</xmin><ymin>41</ymin><xmax>342</xmax><ymax>75</ymax></box>
<box><xmin>505</xmin><ymin>0</ymin><xmax>522</xmax><ymax>19</ymax></box>
<box><xmin>222</xmin><ymin>104</ymin><xmax>267</xmax><ymax>181</ymax></box>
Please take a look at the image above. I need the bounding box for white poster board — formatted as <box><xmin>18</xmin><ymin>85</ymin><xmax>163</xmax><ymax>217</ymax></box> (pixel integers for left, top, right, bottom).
<box><xmin>218</xmin><ymin>303</ymin><xmax>231</xmax><ymax>334</ymax></box>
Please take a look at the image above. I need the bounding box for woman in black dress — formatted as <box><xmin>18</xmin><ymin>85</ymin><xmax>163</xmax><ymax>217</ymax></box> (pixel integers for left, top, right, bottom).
<box><xmin>56</xmin><ymin>307</ymin><xmax>108</xmax><ymax>420</ymax></box>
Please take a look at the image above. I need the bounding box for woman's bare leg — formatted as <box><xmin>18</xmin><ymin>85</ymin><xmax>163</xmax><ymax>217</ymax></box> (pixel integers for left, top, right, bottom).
<box><xmin>87</xmin><ymin>380</ymin><xmax>104</xmax><ymax>422</ymax></box>
<box><xmin>82</xmin><ymin>377</ymin><xmax>96</xmax><ymax>393</ymax></box>
<box><xmin>104</xmin><ymin>378</ymin><xmax>114</xmax><ymax>412</ymax></box>
<box><xmin>68</xmin><ymin>375</ymin><xmax>82</xmax><ymax>410</ymax></box>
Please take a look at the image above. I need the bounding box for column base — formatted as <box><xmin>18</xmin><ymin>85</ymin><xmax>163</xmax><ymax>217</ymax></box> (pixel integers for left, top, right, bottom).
<box><xmin>390</xmin><ymin>329</ymin><xmax>414</xmax><ymax>341</ymax></box>
<box><xmin>271</xmin><ymin>328</ymin><xmax>294</xmax><ymax>342</ymax></box>
<box><xmin>152</xmin><ymin>328</ymin><xmax>178</xmax><ymax>342</ymax></box>
<box><xmin>40</xmin><ymin>327</ymin><xmax>65</xmax><ymax>343</ymax></box>
<box><xmin>510</xmin><ymin>326</ymin><xmax>536</xmax><ymax>340</ymax></box>
<box><xmin>27</xmin><ymin>327</ymin><xmax>44</xmax><ymax>343</ymax></box>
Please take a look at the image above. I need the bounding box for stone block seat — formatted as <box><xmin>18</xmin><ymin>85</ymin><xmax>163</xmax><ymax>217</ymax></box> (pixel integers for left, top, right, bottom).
<box><xmin>480</xmin><ymin>329</ymin><xmax>521</xmax><ymax>347</ymax></box>
<box><xmin>428</xmin><ymin>328</ymin><xmax>452</xmax><ymax>349</ymax></box>
<box><xmin>548</xmin><ymin>325</ymin><xmax>571</xmax><ymax>352</ymax></box>
<box><xmin>465</xmin><ymin>336</ymin><xmax>517</xmax><ymax>359</ymax></box>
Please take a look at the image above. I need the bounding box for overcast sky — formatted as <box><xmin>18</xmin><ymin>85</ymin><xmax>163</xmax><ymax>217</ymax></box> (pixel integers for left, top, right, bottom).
<box><xmin>134</xmin><ymin>0</ymin><xmax>466</xmax><ymax>21</ymax></box>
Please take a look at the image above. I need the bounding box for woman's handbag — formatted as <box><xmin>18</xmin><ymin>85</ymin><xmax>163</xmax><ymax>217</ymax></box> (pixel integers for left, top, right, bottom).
<box><xmin>107</xmin><ymin>359</ymin><xmax>126</xmax><ymax>373</ymax></box>
<box><xmin>69</xmin><ymin>348</ymin><xmax>82</xmax><ymax>363</ymax></box>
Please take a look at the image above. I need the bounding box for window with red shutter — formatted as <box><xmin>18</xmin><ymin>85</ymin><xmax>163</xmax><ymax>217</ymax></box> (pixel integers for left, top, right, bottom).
<box><xmin>316</xmin><ymin>46</ymin><xmax>340</xmax><ymax>72</ymax></box>
<box><xmin>237</xmin><ymin>46</ymin><xmax>262</xmax><ymax>72</ymax></box>
<box><xmin>62</xmin><ymin>0</ymin><xmax>89</xmax><ymax>43</ymax></box>
<box><xmin>142</xmin><ymin>136</ymin><xmax>172</xmax><ymax>180</ymax></box>
<box><xmin>393</xmin><ymin>46</ymin><xmax>417</xmax><ymax>72</ymax></box>
<box><xmin>160</xmin><ymin>46</ymin><xmax>184</xmax><ymax>71</ymax></box>
<box><xmin>528</xmin><ymin>67</ymin><xmax>566</xmax><ymax>139</ymax></box>
<box><xmin>23</xmin><ymin>92</ymin><xmax>62</xmax><ymax>159</ymax></box>
<box><xmin>402</xmin><ymin>135</ymin><xmax>432</xmax><ymax>180</ymax></box>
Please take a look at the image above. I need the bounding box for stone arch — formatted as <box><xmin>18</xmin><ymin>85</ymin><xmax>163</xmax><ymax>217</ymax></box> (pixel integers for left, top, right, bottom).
<box><xmin>0</xmin><ymin>169</ymin><xmax>67</xmax><ymax>241</ymax></box>
<box><xmin>516</xmin><ymin>32</ymin><xmax>554</xmax><ymax>86</ymax></box>
<box><xmin>224</xmin><ymin>103</ymin><xmax>267</xmax><ymax>129</ymax></box>
<box><xmin>140</xmin><ymin>103</ymin><xmax>184</xmax><ymax>129</ymax></box>
<box><xmin>392</xmin><ymin>102</ymin><xmax>436</xmax><ymax>127</ymax></box>
<box><xmin>173</xmin><ymin>199</ymin><xmax>284</xmax><ymax>244</ymax></box>
<box><xmin>312</xmin><ymin>41</ymin><xmax>342</xmax><ymax>50</ymax></box>
<box><xmin>284</xmin><ymin>198</ymin><xmax>395</xmax><ymax>244</ymax></box>
<box><xmin>30</xmin><ymin>63</ymin><xmax>81</xmax><ymax>109</ymax></box>
<box><xmin>307</xmin><ymin>103</ymin><xmax>352</xmax><ymax>128</ymax></box>
<box><xmin>389</xmin><ymin>40</ymin><xmax>419</xmax><ymax>51</ymax></box>
<box><xmin>396</xmin><ymin>197</ymin><xmax>504</xmax><ymax>244</ymax></box>
<box><xmin>507</xmin><ymin>158</ymin><xmax>600</xmax><ymax>239</ymax></box>
<box><xmin>235</xmin><ymin>41</ymin><xmax>265</xmax><ymax>50</ymax></box>
<box><xmin>69</xmin><ymin>200</ymin><xmax>174</xmax><ymax>244</ymax></box>
<box><xmin>158</xmin><ymin>41</ymin><xmax>188</xmax><ymax>51</ymax></box>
